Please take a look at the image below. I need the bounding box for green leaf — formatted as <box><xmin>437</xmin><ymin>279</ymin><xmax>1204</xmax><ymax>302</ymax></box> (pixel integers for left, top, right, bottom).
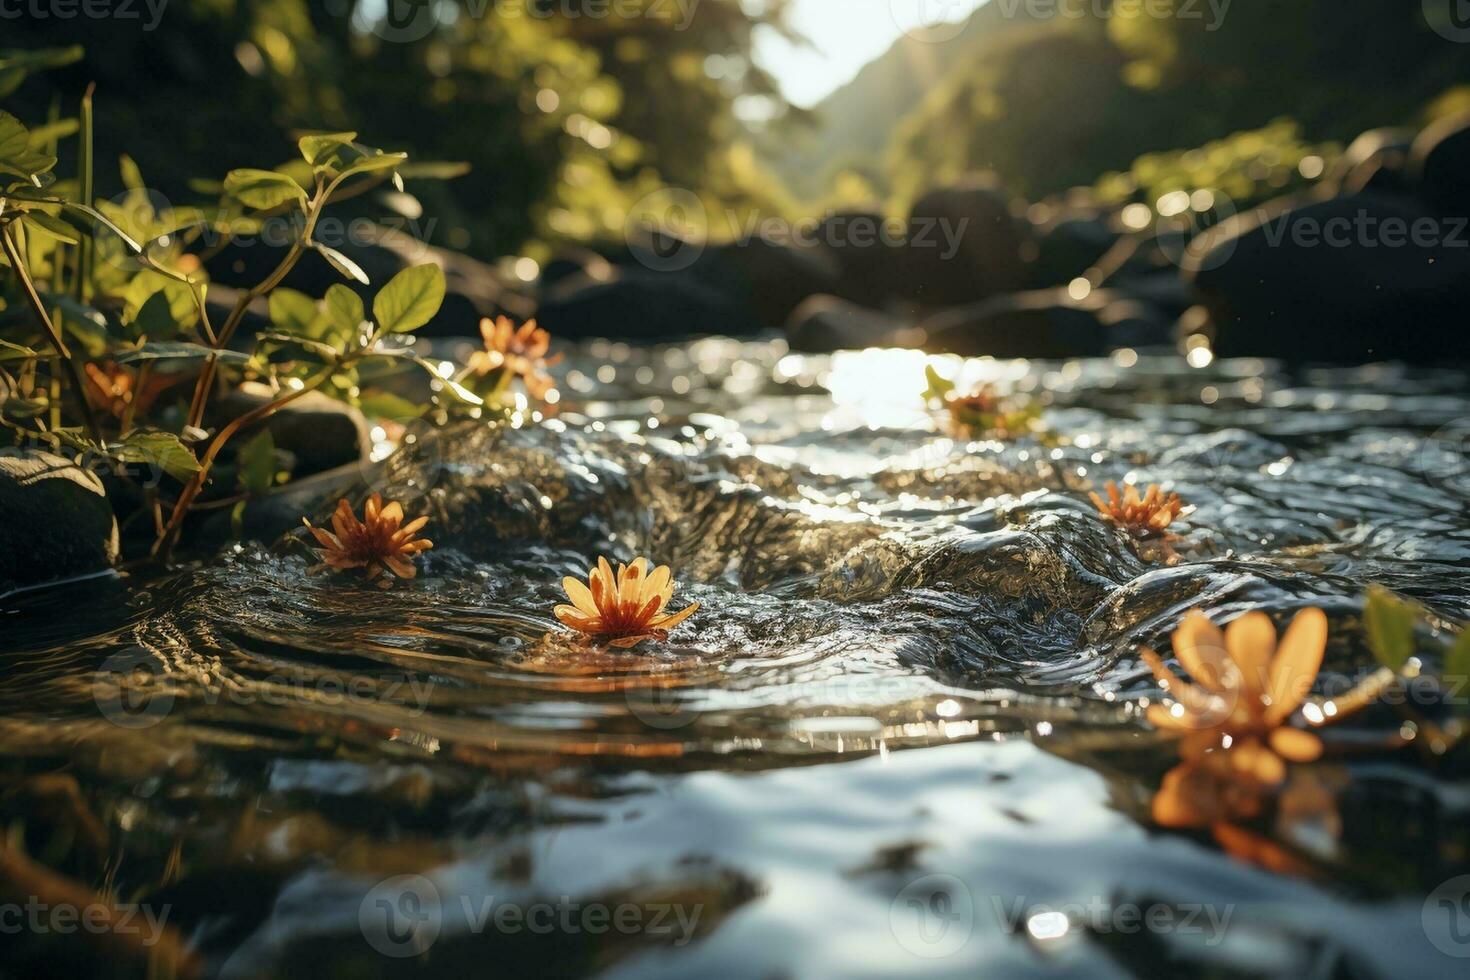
<box><xmin>119</xmin><ymin>153</ymin><xmax>145</xmax><ymax>191</ymax></box>
<box><xmin>25</xmin><ymin>117</ymin><xmax>78</xmax><ymax>147</ymax></box>
<box><xmin>396</xmin><ymin>161</ymin><xmax>471</xmax><ymax>181</ymax></box>
<box><xmin>255</xmin><ymin>332</ymin><xmax>341</xmax><ymax>363</ymax></box>
<box><xmin>19</xmin><ymin>210</ymin><xmax>79</xmax><ymax>244</ymax></box>
<box><xmin>324</xmin><ymin>283</ymin><xmax>365</xmax><ymax>339</ymax></box>
<box><xmin>299</xmin><ymin>131</ymin><xmax>358</xmax><ymax>167</ymax></box>
<box><xmin>356</xmin><ymin>390</ymin><xmax>424</xmax><ymax>421</ymax></box>
<box><xmin>114</xmin><ymin>342</ymin><xmax>249</xmax><ymax>366</ymax></box>
<box><xmin>236</xmin><ymin>429</ymin><xmax>276</xmax><ymax>494</ymax></box>
<box><xmin>113</xmin><ymin>430</ymin><xmax>200</xmax><ymax>482</ymax></box>
<box><xmin>0</xmin><ymin>45</ymin><xmax>83</xmax><ymax>99</ymax></box>
<box><xmin>314</xmin><ymin>242</ymin><xmax>369</xmax><ymax>284</ymax></box>
<box><xmin>46</xmin><ymin>294</ymin><xmax>109</xmax><ymax>357</ymax></box>
<box><xmin>223</xmin><ymin>168</ymin><xmax>308</xmax><ymax>210</ymax></box>
<box><xmin>1364</xmin><ymin>586</ymin><xmax>1418</xmax><ymax>671</ymax></box>
<box><xmin>922</xmin><ymin>364</ymin><xmax>956</xmax><ymax>403</ymax></box>
<box><xmin>121</xmin><ymin>272</ymin><xmax>199</xmax><ymax>334</ymax></box>
<box><xmin>1445</xmin><ymin>628</ymin><xmax>1470</xmax><ymax>691</ymax></box>
<box><xmin>337</xmin><ymin>151</ymin><xmax>408</xmax><ymax>181</ymax></box>
<box><xmin>373</xmin><ymin>264</ymin><xmax>445</xmax><ymax>334</ymax></box>
<box><xmin>0</xmin><ymin>110</ymin><xmax>56</xmax><ymax>183</ymax></box>
<box><xmin>268</xmin><ymin>288</ymin><xmax>320</xmax><ymax>336</ymax></box>
<box><xmin>0</xmin><ymin>338</ymin><xmax>40</xmax><ymax>362</ymax></box>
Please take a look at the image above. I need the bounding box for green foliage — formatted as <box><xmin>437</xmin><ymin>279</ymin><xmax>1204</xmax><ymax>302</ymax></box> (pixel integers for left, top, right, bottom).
<box><xmin>223</xmin><ymin>168</ymin><xmax>308</xmax><ymax>211</ymax></box>
<box><xmin>372</xmin><ymin>265</ymin><xmax>445</xmax><ymax>335</ymax></box>
<box><xmin>235</xmin><ymin>430</ymin><xmax>278</xmax><ymax>495</ymax></box>
<box><xmin>1363</xmin><ymin>586</ymin><xmax>1418</xmax><ymax>672</ymax></box>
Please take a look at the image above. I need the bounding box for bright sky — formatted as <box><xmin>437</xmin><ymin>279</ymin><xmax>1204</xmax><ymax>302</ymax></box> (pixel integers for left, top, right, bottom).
<box><xmin>754</xmin><ymin>0</ymin><xmax>987</xmax><ymax>108</ymax></box>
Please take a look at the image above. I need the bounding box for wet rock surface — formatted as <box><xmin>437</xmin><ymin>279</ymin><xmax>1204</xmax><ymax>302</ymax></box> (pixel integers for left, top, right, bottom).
<box><xmin>0</xmin><ymin>449</ymin><xmax>118</xmax><ymax>593</ymax></box>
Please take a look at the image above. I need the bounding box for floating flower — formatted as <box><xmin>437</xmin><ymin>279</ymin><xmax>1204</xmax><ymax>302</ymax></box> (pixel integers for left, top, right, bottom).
<box><xmin>1144</xmin><ymin>608</ymin><xmax>1327</xmax><ymax>793</ymax></box>
<box><xmin>468</xmin><ymin>315</ymin><xmax>561</xmax><ymax>400</ymax></box>
<box><xmin>555</xmin><ymin>556</ymin><xmax>699</xmax><ymax>648</ymax></box>
<box><xmin>922</xmin><ymin>366</ymin><xmax>1042</xmax><ymax>440</ymax></box>
<box><xmin>1090</xmin><ymin>481</ymin><xmax>1186</xmax><ymax>538</ymax></box>
<box><xmin>302</xmin><ymin>493</ymin><xmax>432</xmax><ymax>583</ymax></box>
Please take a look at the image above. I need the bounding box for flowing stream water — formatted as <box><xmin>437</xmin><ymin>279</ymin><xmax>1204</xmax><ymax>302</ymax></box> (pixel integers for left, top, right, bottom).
<box><xmin>3</xmin><ymin>339</ymin><xmax>1469</xmax><ymax>977</ymax></box>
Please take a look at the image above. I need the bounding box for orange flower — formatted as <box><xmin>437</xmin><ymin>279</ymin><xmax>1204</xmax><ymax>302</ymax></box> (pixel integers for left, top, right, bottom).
<box><xmin>945</xmin><ymin>386</ymin><xmax>1042</xmax><ymax>440</ymax></box>
<box><xmin>555</xmin><ymin>557</ymin><xmax>699</xmax><ymax>648</ymax></box>
<box><xmin>1090</xmin><ymin>481</ymin><xmax>1185</xmax><ymax>538</ymax></box>
<box><xmin>302</xmin><ymin>493</ymin><xmax>432</xmax><ymax>583</ymax></box>
<box><xmin>1145</xmin><ymin>609</ymin><xmax>1327</xmax><ymax>784</ymax></box>
<box><xmin>83</xmin><ymin>361</ymin><xmax>175</xmax><ymax>420</ymax></box>
<box><xmin>468</xmin><ymin>315</ymin><xmax>561</xmax><ymax>400</ymax></box>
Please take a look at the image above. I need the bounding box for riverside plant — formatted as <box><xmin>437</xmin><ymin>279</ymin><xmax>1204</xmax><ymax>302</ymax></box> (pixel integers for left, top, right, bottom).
<box><xmin>0</xmin><ymin>50</ymin><xmax>541</xmax><ymax>563</ymax></box>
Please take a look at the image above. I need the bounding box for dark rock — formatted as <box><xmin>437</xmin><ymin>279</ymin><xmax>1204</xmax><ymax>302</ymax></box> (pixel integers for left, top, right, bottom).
<box><xmin>211</xmin><ymin>382</ymin><xmax>370</xmax><ymax>476</ymax></box>
<box><xmin>1029</xmin><ymin>215</ymin><xmax>1117</xmax><ymax>288</ymax></box>
<box><xmin>1185</xmin><ymin>194</ymin><xmax>1470</xmax><ymax>362</ymax></box>
<box><xmin>534</xmin><ymin>268</ymin><xmax>760</xmax><ymax>341</ymax></box>
<box><xmin>690</xmin><ymin>237</ymin><xmax>842</xmax><ymax>328</ymax></box>
<box><xmin>1335</xmin><ymin>127</ymin><xmax>1415</xmax><ymax>198</ymax></box>
<box><xmin>902</xmin><ymin>179</ymin><xmax>1031</xmax><ymax>307</ymax></box>
<box><xmin>196</xmin><ymin>463</ymin><xmax>364</xmax><ymax>550</ymax></box>
<box><xmin>0</xmin><ymin>450</ymin><xmax>118</xmax><ymax>592</ymax></box>
<box><xmin>1097</xmin><ymin>298</ymin><xmax>1172</xmax><ymax>349</ymax></box>
<box><xmin>918</xmin><ymin>287</ymin><xmax>1115</xmax><ymax>358</ymax></box>
<box><xmin>817</xmin><ymin>210</ymin><xmax>906</xmax><ymax>309</ymax></box>
<box><xmin>1410</xmin><ymin>110</ymin><xmax>1470</xmax><ymax>218</ymax></box>
<box><xmin>785</xmin><ymin>295</ymin><xmax>907</xmax><ymax>352</ymax></box>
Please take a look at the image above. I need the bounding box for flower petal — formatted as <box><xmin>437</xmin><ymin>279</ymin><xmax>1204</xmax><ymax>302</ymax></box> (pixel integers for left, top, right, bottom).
<box><xmin>1225</xmin><ymin>611</ymin><xmax>1277</xmax><ymax>697</ymax></box>
<box><xmin>1172</xmin><ymin>611</ymin><xmax>1231</xmax><ymax>692</ymax></box>
<box><xmin>384</xmin><ymin>556</ymin><xmax>416</xmax><ymax>579</ymax></box>
<box><xmin>554</xmin><ymin>605</ymin><xmax>600</xmax><ymax>631</ymax></box>
<box><xmin>1268</xmin><ymin>727</ymin><xmax>1323</xmax><ymax>762</ymax></box>
<box><xmin>650</xmin><ymin>601</ymin><xmax>698</xmax><ymax>631</ymax></box>
<box><xmin>640</xmin><ymin>564</ymin><xmax>671</xmax><ymax>609</ymax></box>
<box><xmin>1151</xmin><ymin>762</ymin><xmax>1218</xmax><ymax>828</ymax></box>
<box><xmin>562</xmin><ymin>576</ymin><xmax>600</xmax><ymax>617</ymax></box>
<box><xmin>1266</xmin><ymin>607</ymin><xmax>1327</xmax><ymax>724</ymax></box>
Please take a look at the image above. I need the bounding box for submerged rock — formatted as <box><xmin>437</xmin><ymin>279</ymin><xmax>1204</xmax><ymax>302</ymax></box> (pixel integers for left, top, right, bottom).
<box><xmin>691</xmin><ymin>237</ymin><xmax>843</xmax><ymax>328</ymax></box>
<box><xmin>0</xmin><ymin>450</ymin><xmax>118</xmax><ymax>592</ymax></box>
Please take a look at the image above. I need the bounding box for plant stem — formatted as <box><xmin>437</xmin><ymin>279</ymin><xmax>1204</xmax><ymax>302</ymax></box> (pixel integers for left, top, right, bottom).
<box><xmin>76</xmin><ymin>83</ymin><xmax>94</xmax><ymax>302</ymax></box>
<box><xmin>1</xmin><ymin>223</ymin><xmax>102</xmax><ymax>444</ymax></box>
<box><xmin>153</xmin><ymin>367</ymin><xmax>335</xmax><ymax>562</ymax></box>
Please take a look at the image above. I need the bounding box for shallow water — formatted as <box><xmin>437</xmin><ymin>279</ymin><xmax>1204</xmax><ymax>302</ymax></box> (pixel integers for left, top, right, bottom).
<box><xmin>3</xmin><ymin>340</ymin><xmax>1470</xmax><ymax>977</ymax></box>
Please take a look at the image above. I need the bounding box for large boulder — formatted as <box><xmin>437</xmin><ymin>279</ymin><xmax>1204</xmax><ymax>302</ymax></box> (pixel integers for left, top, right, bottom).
<box><xmin>785</xmin><ymin>295</ymin><xmax>908</xmax><ymax>352</ymax></box>
<box><xmin>1185</xmin><ymin>194</ymin><xmax>1470</xmax><ymax>362</ymax></box>
<box><xmin>0</xmin><ymin>450</ymin><xmax>118</xmax><ymax>593</ymax></box>
<box><xmin>534</xmin><ymin>268</ymin><xmax>760</xmax><ymax>341</ymax></box>
<box><xmin>1333</xmin><ymin>127</ymin><xmax>1416</xmax><ymax>199</ymax></box>
<box><xmin>211</xmin><ymin>382</ymin><xmax>370</xmax><ymax>477</ymax></box>
<box><xmin>917</xmin><ymin>287</ymin><xmax>1115</xmax><ymax>358</ymax></box>
<box><xmin>817</xmin><ymin>210</ymin><xmax>906</xmax><ymax>309</ymax></box>
<box><xmin>1029</xmin><ymin>215</ymin><xmax>1117</xmax><ymax>288</ymax></box>
<box><xmin>1410</xmin><ymin>110</ymin><xmax>1470</xmax><ymax>218</ymax></box>
<box><xmin>902</xmin><ymin>179</ymin><xmax>1032</xmax><ymax>307</ymax></box>
<box><xmin>689</xmin><ymin>236</ymin><xmax>843</xmax><ymax>328</ymax></box>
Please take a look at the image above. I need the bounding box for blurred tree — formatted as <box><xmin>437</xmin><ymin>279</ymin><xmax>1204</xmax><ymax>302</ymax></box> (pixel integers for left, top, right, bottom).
<box><xmin>5</xmin><ymin>0</ymin><xmax>794</xmax><ymax>257</ymax></box>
